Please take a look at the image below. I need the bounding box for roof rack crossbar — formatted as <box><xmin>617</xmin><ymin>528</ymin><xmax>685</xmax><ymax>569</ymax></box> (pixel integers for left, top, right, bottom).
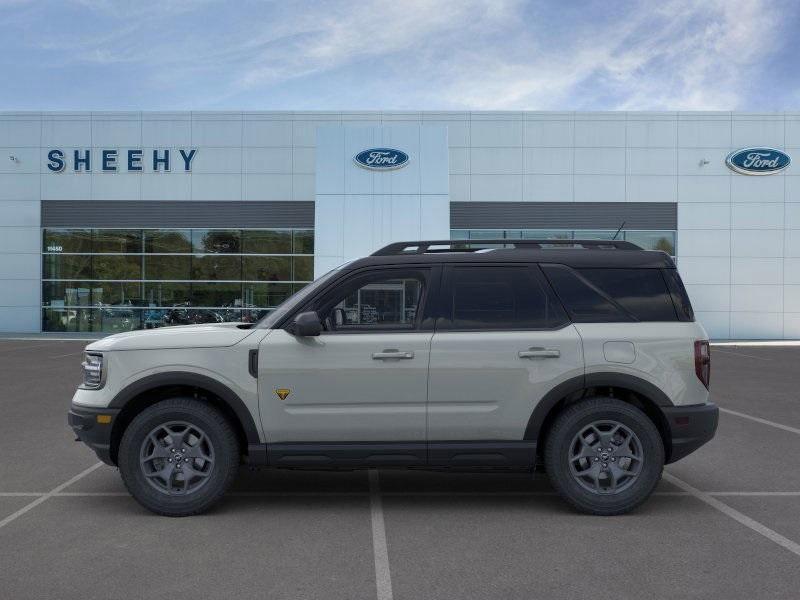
<box><xmin>371</xmin><ymin>239</ymin><xmax>640</xmax><ymax>256</ymax></box>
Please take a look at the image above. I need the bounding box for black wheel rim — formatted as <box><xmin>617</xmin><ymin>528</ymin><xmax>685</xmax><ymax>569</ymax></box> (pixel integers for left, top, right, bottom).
<box><xmin>139</xmin><ymin>421</ymin><xmax>215</xmax><ymax>496</ymax></box>
<box><xmin>568</xmin><ymin>420</ymin><xmax>643</xmax><ymax>495</ymax></box>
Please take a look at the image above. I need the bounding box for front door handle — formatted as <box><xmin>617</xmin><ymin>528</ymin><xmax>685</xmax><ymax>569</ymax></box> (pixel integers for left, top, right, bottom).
<box><xmin>519</xmin><ymin>348</ymin><xmax>560</xmax><ymax>359</ymax></box>
<box><xmin>372</xmin><ymin>350</ymin><xmax>415</xmax><ymax>360</ymax></box>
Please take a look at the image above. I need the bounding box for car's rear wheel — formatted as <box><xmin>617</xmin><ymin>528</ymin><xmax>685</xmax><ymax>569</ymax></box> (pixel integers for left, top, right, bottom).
<box><xmin>544</xmin><ymin>397</ymin><xmax>664</xmax><ymax>515</ymax></box>
<box><xmin>118</xmin><ymin>398</ymin><xmax>239</xmax><ymax>516</ymax></box>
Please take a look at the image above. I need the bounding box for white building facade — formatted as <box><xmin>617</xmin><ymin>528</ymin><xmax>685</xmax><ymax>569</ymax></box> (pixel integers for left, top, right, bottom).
<box><xmin>0</xmin><ymin>110</ymin><xmax>798</xmax><ymax>339</ymax></box>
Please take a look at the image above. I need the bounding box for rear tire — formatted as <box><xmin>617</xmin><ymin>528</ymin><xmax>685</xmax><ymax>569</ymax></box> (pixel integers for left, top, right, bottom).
<box><xmin>118</xmin><ymin>398</ymin><xmax>239</xmax><ymax>516</ymax></box>
<box><xmin>544</xmin><ymin>397</ymin><xmax>664</xmax><ymax>515</ymax></box>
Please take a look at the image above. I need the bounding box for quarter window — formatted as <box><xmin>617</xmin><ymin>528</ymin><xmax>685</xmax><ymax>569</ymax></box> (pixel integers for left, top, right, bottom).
<box><xmin>444</xmin><ymin>266</ymin><xmax>567</xmax><ymax>330</ymax></box>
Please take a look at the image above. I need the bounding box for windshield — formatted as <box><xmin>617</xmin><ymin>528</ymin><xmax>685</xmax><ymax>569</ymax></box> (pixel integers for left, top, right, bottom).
<box><xmin>257</xmin><ymin>268</ymin><xmax>341</xmax><ymax>329</ymax></box>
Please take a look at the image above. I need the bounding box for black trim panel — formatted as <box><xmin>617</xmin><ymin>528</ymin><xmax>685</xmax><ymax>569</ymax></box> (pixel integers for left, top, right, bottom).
<box><xmin>68</xmin><ymin>405</ymin><xmax>121</xmax><ymax>465</ymax></box>
<box><xmin>265</xmin><ymin>441</ymin><xmax>537</xmax><ymax>469</ymax></box>
<box><xmin>108</xmin><ymin>372</ymin><xmax>261</xmax><ymax>445</ymax></box>
<box><xmin>662</xmin><ymin>402</ymin><xmax>719</xmax><ymax>463</ymax></box>
<box><xmin>523</xmin><ymin>375</ymin><xmax>586</xmax><ymax>440</ymax></box>
<box><xmin>584</xmin><ymin>372</ymin><xmax>673</xmax><ymax>407</ymax></box>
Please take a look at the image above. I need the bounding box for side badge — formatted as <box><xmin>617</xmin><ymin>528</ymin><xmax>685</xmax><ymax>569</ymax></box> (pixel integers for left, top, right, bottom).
<box><xmin>275</xmin><ymin>388</ymin><xmax>290</xmax><ymax>401</ymax></box>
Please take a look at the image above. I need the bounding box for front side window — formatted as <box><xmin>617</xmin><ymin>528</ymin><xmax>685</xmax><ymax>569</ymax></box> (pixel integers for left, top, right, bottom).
<box><xmin>318</xmin><ymin>270</ymin><xmax>427</xmax><ymax>332</ymax></box>
<box><xmin>443</xmin><ymin>266</ymin><xmax>567</xmax><ymax>331</ymax></box>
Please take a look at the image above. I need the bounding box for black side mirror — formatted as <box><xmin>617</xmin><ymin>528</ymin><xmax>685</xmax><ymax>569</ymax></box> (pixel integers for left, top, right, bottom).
<box><xmin>291</xmin><ymin>311</ymin><xmax>322</xmax><ymax>337</ymax></box>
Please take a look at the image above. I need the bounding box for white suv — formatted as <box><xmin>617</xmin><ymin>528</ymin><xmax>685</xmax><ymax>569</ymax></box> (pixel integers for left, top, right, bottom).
<box><xmin>68</xmin><ymin>239</ymin><xmax>718</xmax><ymax>516</ymax></box>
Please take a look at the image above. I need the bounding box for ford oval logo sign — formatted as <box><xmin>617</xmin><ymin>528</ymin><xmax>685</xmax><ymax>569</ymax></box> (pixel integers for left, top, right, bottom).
<box><xmin>726</xmin><ymin>147</ymin><xmax>790</xmax><ymax>175</ymax></box>
<box><xmin>354</xmin><ymin>148</ymin><xmax>409</xmax><ymax>170</ymax></box>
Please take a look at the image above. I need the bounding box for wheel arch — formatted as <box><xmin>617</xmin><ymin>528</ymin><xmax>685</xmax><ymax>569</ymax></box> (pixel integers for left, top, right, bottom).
<box><xmin>107</xmin><ymin>372</ymin><xmax>260</xmax><ymax>465</ymax></box>
<box><xmin>526</xmin><ymin>373</ymin><xmax>673</xmax><ymax>462</ymax></box>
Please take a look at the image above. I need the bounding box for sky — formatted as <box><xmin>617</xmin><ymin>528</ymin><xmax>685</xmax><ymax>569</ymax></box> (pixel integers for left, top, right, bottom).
<box><xmin>1</xmin><ymin>0</ymin><xmax>798</xmax><ymax>111</ymax></box>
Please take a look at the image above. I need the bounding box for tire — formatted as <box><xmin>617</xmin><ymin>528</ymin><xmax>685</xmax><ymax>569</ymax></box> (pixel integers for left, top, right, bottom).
<box><xmin>118</xmin><ymin>397</ymin><xmax>239</xmax><ymax>517</ymax></box>
<box><xmin>544</xmin><ymin>397</ymin><xmax>664</xmax><ymax>516</ymax></box>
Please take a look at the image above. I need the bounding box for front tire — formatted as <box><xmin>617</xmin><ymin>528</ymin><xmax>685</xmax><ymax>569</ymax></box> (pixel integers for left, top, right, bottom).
<box><xmin>544</xmin><ymin>397</ymin><xmax>664</xmax><ymax>515</ymax></box>
<box><xmin>118</xmin><ymin>398</ymin><xmax>239</xmax><ymax>516</ymax></box>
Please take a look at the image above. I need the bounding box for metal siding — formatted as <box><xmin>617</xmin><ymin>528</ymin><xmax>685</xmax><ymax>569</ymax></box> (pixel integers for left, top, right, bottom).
<box><xmin>450</xmin><ymin>202</ymin><xmax>677</xmax><ymax>230</ymax></box>
<box><xmin>41</xmin><ymin>201</ymin><xmax>315</xmax><ymax>228</ymax></box>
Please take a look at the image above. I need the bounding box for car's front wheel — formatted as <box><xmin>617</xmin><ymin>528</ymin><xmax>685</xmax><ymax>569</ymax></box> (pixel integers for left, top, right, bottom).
<box><xmin>118</xmin><ymin>398</ymin><xmax>239</xmax><ymax>516</ymax></box>
<box><xmin>544</xmin><ymin>397</ymin><xmax>664</xmax><ymax>515</ymax></box>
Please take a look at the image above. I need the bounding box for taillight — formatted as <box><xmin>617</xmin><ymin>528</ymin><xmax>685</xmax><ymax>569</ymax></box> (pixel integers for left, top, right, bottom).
<box><xmin>694</xmin><ymin>340</ymin><xmax>710</xmax><ymax>389</ymax></box>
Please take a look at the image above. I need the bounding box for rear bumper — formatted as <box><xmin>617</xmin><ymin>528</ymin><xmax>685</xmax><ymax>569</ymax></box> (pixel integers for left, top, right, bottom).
<box><xmin>68</xmin><ymin>405</ymin><xmax>120</xmax><ymax>465</ymax></box>
<box><xmin>663</xmin><ymin>402</ymin><xmax>719</xmax><ymax>463</ymax></box>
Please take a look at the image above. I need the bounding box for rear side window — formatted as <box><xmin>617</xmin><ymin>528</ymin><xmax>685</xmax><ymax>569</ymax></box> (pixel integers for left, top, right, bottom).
<box><xmin>541</xmin><ymin>265</ymin><xmax>679</xmax><ymax>322</ymax></box>
<box><xmin>541</xmin><ymin>264</ymin><xmax>631</xmax><ymax>322</ymax></box>
<box><xmin>577</xmin><ymin>268</ymin><xmax>678</xmax><ymax>321</ymax></box>
<box><xmin>443</xmin><ymin>266</ymin><xmax>568</xmax><ymax>330</ymax></box>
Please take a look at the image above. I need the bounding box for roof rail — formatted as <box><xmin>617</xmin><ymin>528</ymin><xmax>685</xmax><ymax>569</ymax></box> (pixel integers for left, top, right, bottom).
<box><xmin>371</xmin><ymin>239</ymin><xmax>641</xmax><ymax>256</ymax></box>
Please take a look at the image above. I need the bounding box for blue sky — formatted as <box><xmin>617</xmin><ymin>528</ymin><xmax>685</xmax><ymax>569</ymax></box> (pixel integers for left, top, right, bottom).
<box><xmin>1</xmin><ymin>0</ymin><xmax>798</xmax><ymax>111</ymax></box>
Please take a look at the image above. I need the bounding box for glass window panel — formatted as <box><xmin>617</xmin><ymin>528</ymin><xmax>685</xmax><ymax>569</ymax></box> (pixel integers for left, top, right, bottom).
<box><xmin>541</xmin><ymin>264</ymin><xmax>631</xmax><ymax>323</ymax></box>
<box><xmin>92</xmin><ymin>255</ymin><xmax>142</xmax><ymax>280</ymax></box>
<box><xmin>468</xmin><ymin>230</ymin><xmax>505</xmax><ymax>239</ymax></box>
<box><xmin>293</xmin><ymin>229</ymin><xmax>314</xmax><ymax>254</ymax></box>
<box><xmin>43</xmin><ymin>254</ymin><xmax>92</xmax><ymax>279</ymax></box>
<box><xmin>520</xmin><ymin>230</ymin><xmax>572</xmax><ymax>240</ymax></box>
<box><xmin>293</xmin><ymin>256</ymin><xmax>314</xmax><ymax>281</ymax></box>
<box><xmin>93</xmin><ymin>229</ymin><xmax>142</xmax><ymax>253</ymax></box>
<box><xmin>577</xmin><ymin>268</ymin><xmax>677</xmax><ymax>321</ymax></box>
<box><xmin>144</xmin><ymin>255</ymin><xmax>192</xmax><ymax>280</ymax></box>
<box><xmin>192</xmin><ymin>229</ymin><xmax>241</xmax><ymax>253</ymax></box>
<box><xmin>192</xmin><ymin>255</ymin><xmax>242</xmax><ymax>280</ymax></box>
<box><xmin>143</xmin><ymin>282</ymin><xmax>192</xmax><ymax>307</ymax></box>
<box><xmin>43</xmin><ymin>229</ymin><xmax>91</xmax><ymax>253</ymax></box>
<box><xmin>243</xmin><ymin>256</ymin><xmax>290</xmax><ymax>281</ymax></box>
<box><xmin>450</xmin><ymin>230</ymin><xmax>469</xmax><ymax>240</ymax></box>
<box><xmin>242</xmin><ymin>283</ymin><xmax>294</xmax><ymax>308</ymax></box>
<box><xmin>578</xmin><ymin>230</ymin><xmax>616</xmax><ymax>240</ymax></box>
<box><xmin>190</xmin><ymin>282</ymin><xmax>243</xmax><ymax>307</ymax></box>
<box><xmin>93</xmin><ymin>307</ymin><xmax>143</xmax><ymax>332</ymax></box>
<box><xmin>242</xmin><ymin>230</ymin><xmax>291</xmax><ymax>254</ymax></box>
<box><xmin>42</xmin><ymin>307</ymin><xmax>95</xmax><ymax>332</ymax></box>
<box><xmin>144</xmin><ymin>230</ymin><xmax>191</xmax><ymax>253</ymax></box>
<box><xmin>163</xmin><ymin>306</ymin><xmax>225</xmax><ymax>326</ymax></box>
<box><xmin>447</xmin><ymin>266</ymin><xmax>567</xmax><ymax>330</ymax></box>
<box><xmin>326</xmin><ymin>276</ymin><xmax>423</xmax><ymax>330</ymax></box>
<box><xmin>624</xmin><ymin>231</ymin><xmax>676</xmax><ymax>255</ymax></box>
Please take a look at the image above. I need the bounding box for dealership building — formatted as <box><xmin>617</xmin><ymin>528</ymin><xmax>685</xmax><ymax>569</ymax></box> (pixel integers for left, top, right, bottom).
<box><xmin>0</xmin><ymin>110</ymin><xmax>798</xmax><ymax>339</ymax></box>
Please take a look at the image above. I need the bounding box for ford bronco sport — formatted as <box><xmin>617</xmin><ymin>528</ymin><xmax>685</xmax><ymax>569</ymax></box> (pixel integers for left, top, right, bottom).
<box><xmin>68</xmin><ymin>239</ymin><xmax>718</xmax><ymax>516</ymax></box>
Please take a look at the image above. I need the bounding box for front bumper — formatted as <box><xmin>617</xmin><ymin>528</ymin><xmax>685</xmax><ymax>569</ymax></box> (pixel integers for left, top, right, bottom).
<box><xmin>662</xmin><ymin>402</ymin><xmax>719</xmax><ymax>463</ymax></box>
<box><xmin>68</xmin><ymin>405</ymin><xmax>121</xmax><ymax>465</ymax></box>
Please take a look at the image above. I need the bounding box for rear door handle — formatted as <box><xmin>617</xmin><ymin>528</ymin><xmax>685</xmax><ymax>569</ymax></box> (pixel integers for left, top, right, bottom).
<box><xmin>518</xmin><ymin>348</ymin><xmax>560</xmax><ymax>359</ymax></box>
<box><xmin>372</xmin><ymin>350</ymin><xmax>415</xmax><ymax>360</ymax></box>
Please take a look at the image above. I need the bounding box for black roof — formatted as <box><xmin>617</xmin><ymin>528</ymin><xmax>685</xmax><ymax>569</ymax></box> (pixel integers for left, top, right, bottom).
<box><xmin>344</xmin><ymin>239</ymin><xmax>675</xmax><ymax>270</ymax></box>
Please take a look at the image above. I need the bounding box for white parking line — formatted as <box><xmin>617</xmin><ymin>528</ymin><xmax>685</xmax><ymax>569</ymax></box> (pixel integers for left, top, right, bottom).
<box><xmin>664</xmin><ymin>473</ymin><xmax>800</xmax><ymax>558</ymax></box>
<box><xmin>368</xmin><ymin>469</ymin><xmax>394</xmax><ymax>600</ymax></box>
<box><xmin>0</xmin><ymin>462</ymin><xmax>102</xmax><ymax>530</ymax></box>
<box><xmin>720</xmin><ymin>407</ymin><xmax>800</xmax><ymax>436</ymax></box>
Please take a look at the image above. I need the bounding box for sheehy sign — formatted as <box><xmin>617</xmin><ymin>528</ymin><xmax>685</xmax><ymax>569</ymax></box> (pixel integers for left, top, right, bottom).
<box><xmin>46</xmin><ymin>149</ymin><xmax>197</xmax><ymax>172</ymax></box>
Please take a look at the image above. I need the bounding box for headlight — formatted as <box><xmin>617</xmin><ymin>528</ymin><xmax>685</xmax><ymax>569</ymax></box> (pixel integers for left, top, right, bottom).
<box><xmin>81</xmin><ymin>352</ymin><xmax>104</xmax><ymax>389</ymax></box>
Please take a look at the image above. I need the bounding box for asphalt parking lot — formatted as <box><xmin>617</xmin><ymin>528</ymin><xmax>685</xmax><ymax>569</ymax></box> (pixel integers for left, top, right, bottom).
<box><xmin>1</xmin><ymin>340</ymin><xmax>799</xmax><ymax>599</ymax></box>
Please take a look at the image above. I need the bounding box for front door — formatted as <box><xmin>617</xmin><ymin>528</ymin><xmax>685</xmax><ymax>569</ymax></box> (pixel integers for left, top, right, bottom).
<box><xmin>258</xmin><ymin>266</ymin><xmax>438</xmax><ymax>452</ymax></box>
<box><xmin>426</xmin><ymin>264</ymin><xmax>584</xmax><ymax>463</ymax></box>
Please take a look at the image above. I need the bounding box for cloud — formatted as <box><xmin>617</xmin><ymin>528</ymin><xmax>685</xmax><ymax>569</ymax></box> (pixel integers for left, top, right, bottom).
<box><xmin>0</xmin><ymin>0</ymin><xmax>796</xmax><ymax>110</ymax></box>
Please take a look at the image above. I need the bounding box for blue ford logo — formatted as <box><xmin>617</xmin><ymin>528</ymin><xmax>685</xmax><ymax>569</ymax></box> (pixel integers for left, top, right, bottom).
<box><xmin>726</xmin><ymin>147</ymin><xmax>790</xmax><ymax>175</ymax></box>
<box><xmin>354</xmin><ymin>148</ymin><xmax>409</xmax><ymax>170</ymax></box>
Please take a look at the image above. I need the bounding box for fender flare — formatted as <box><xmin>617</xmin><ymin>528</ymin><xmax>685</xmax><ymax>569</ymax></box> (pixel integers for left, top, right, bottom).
<box><xmin>108</xmin><ymin>371</ymin><xmax>261</xmax><ymax>445</ymax></box>
<box><xmin>523</xmin><ymin>372</ymin><xmax>673</xmax><ymax>441</ymax></box>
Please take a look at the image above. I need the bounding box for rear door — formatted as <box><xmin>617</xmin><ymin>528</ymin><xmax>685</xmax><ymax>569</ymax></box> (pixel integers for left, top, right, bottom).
<box><xmin>426</xmin><ymin>264</ymin><xmax>584</xmax><ymax>453</ymax></box>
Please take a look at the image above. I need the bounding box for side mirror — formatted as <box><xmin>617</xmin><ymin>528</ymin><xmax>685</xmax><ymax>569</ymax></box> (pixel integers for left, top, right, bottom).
<box><xmin>291</xmin><ymin>311</ymin><xmax>322</xmax><ymax>337</ymax></box>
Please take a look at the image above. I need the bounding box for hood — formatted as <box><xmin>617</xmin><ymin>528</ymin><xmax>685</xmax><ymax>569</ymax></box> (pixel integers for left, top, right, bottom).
<box><xmin>86</xmin><ymin>322</ymin><xmax>256</xmax><ymax>352</ymax></box>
